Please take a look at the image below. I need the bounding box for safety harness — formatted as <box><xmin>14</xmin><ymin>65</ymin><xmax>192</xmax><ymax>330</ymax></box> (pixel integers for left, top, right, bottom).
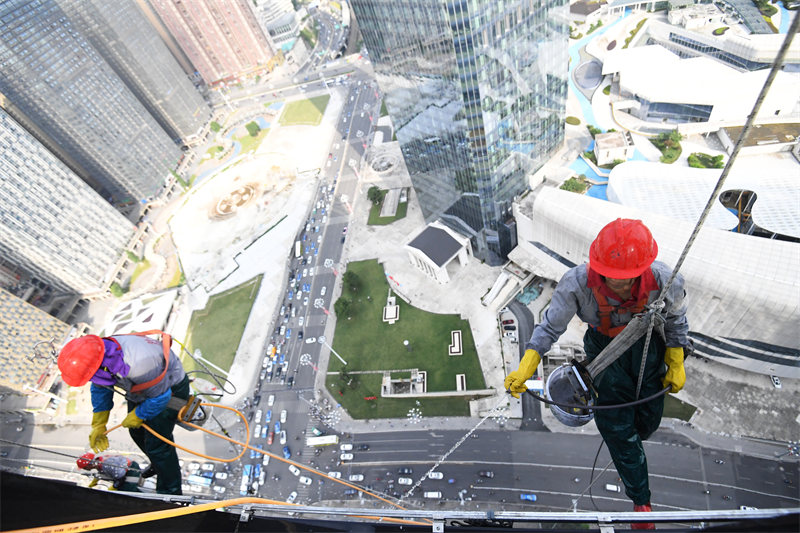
<box><xmin>103</xmin><ymin>330</ymin><xmax>171</xmax><ymax>393</ymax></box>
<box><xmin>590</xmin><ymin>287</ymin><xmax>648</xmax><ymax>338</ymax></box>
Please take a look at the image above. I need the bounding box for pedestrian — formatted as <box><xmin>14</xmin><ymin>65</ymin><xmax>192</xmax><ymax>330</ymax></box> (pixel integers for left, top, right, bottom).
<box><xmin>505</xmin><ymin>219</ymin><xmax>688</xmax><ymax>530</ymax></box>
<box><xmin>58</xmin><ymin>332</ymin><xmax>190</xmax><ymax>495</ymax></box>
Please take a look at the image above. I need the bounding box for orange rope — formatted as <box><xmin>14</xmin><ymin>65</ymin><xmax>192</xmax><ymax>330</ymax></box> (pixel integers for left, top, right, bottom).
<box><xmin>3</xmin><ymin>497</ymin><xmax>429</xmax><ymax>533</ymax></box>
<box><xmin>105</xmin><ymin>402</ymin><xmax>431</xmax><ymax>523</ymax></box>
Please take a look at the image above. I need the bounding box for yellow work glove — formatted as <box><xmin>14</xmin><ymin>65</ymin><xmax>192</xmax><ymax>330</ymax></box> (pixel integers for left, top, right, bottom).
<box><xmin>504</xmin><ymin>349</ymin><xmax>541</xmax><ymax>399</ymax></box>
<box><xmin>122</xmin><ymin>409</ymin><xmax>145</xmax><ymax>429</ymax></box>
<box><xmin>89</xmin><ymin>410</ymin><xmax>110</xmax><ymax>453</ymax></box>
<box><xmin>662</xmin><ymin>347</ymin><xmax>686</xmax><ymax>393</ymax></box>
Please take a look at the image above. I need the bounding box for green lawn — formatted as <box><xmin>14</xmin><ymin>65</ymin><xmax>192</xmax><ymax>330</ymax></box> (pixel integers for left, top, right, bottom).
<box><xmin>130</xmin><ymin>259</ymin><xmax>151</xmax><ymax>284</ymax></box>
<box><xmin>182</xmin><ymin>274</ymin><xmax>262</xmax><ymax>375</ymax></box>
<box><xmin>329</xmin><ymin>260</ymin><xmax>486</xmax><ymax>419</ymax></box>
<box><xmin>278</xmin><ymin>95</ymin><xmax>331</xmax><ymax>126</ymax></box>
<box><xmin>236</xmin><ymin>128</ymin><xmax>269</xmax><ymax>154</ymax></box>
<box><xmin>367</xmin><ymin>199</ymin><xmax>408</xmax><ymax>225</ymax></box>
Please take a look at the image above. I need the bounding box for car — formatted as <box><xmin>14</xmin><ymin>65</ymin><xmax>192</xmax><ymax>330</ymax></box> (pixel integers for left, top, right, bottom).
<box><xmin>502</xmin><ymin>319</ymin><xmax>514</xmax><ymax>325</ymax></box>
<box><xmin>287</xmin><ymin>290</ymin><xmax>293</xmax><ymax>300</ymax></box>
<box><xmin>305</xmin><ymin>337</ymin><xmax>316</xmax><ymax>344</ymax></box>
<box><xmin>213</xmin><ymin>485</ymin><xmax>226</xmax><ymax>494</ymax></box>
<box><xmin>340</xmin><ymin>453</ymin><xmax>353</xmax><ymax>461</ymax></box>
<box><xmin>287</xmin><ymin>376</ymin><xmax>295</xmax><ymax>388</ymax></box>
<box><xmin>268</xmin><ymin>395</ymin><xmax>275</xmax><ymax>407</ymax></box>
<box><xmin>348</xmin><ymin>474</ymin><xmax>364</xmax><ymax>482</ymax></box>
<box><xmin>250</xmin><ymin>444</ymin><xmax>263</xmax><ymax>459</ymax></box>
<box><xmin>740</xmin><ymin>506</ymin><xmax>759</xmax><ymax>510</ymax></box>
<box><xmin>280</xmin><ymin>305</ymin><xmax>286</xmax><ymax>315</ymax></box>
<box><xmin>289</xmin><ymin>465</ymin><xmax>301</xmax><ymax>476</ymax></box>
<box><xmin>302</xmin><ymin>296</ymin><xmax>308</xmax><ymax>305</ymax></box>
<box><xmin>254</xmin><ymin>409</ymin><xmax>263</xmax><ymax>424</ymax></box>
<box><xmin>321</xmin><ymin>286</ymin><xmax>327</xmax><ymax>296</ymax></box>
<box><xmin>215</xmin><ymin>472</ymin><xmax>228</xmax><ymax>480</ymax></box>
<box><xmin>520</xmin><ymin>493</ymin><xmax>537</xmax><ymax>502</ymax></box>
<box><xmin>261</xmin><ymin>426</ymin><xmax>268</xmax><ymax>439</ymax></box>
<box><xmin>771</xmin><ymin>375</ymin><xmax>782</xmax><ymax>388</ymax></box>
<box><xmin>262</xmin><ymin>454</ymin><xmax>270</xmax><ymax>466</ymax></box>
<box><xmin>265</xmin><ymin>410</ymin><xmax>272</xmax><ymax>423</ymax></box>
<box><xmin>341</xmin><ymin>237</ymin><xmax>345</xmax><ymax>244</ymax></box>
<box><xmin>299</xmin><ymin>476</ymin><xmax>312</xmax><ymax>485</ymax></box>
<box><xmin>343</xmin><ymin>488</ymin><xmax>357</xmax><ymax>496</ymax></box>
<box><xmin>428</xmin><ymin>472</ymin><xmax>444</xmax><ymax>480</ymax></box>
<box><xmin>262</xmin><ymin>357</ymin><xmax>269</xmax><ymax>369</ymax></box>
<box><xmin>298</xmin><ymin>330</ymin><xmax>304</xmax><ymax>340</ymax></box>
<box><xmin>274</xmin><ymin>420</ymin><xmax>281</xmax><ymax>433</ymax></box>
<box><xmin>253</xmin><ymin>424</ymin><xmax>262</xmax><ymax>439</ymax></box>
<box><xmin>201</xmin><ymin>463</ymin><xmax>214</xmax><ymax>472</ymax></box>
<box><xmin>286</xmin><ymin>328</ymin><xmax>292</xmax><ymax>339</ymax></box>
<box><xmin>302</xmin><ymin>268</ymin><xmax>307</xmax><ymax>277</ymax></box>
<box><xmin>398</xmin><ymin>477</ymin><xmax>412</xmax><ymax>485</ymax></box>
<box><xmin>357</xmin><ymin>444</ymin><xmax>369</xmax><ymax>451</ymax></box>
<box><xmin>267</xmin><ymin>431</ymin><xmax>274</xmax><ymax>445</ymax></box>
<box><xmin>314</xmin><ymin>226</ymin><xmax>319</xmax><ymax>233</ymax></box>
<box><xmin>317</xmin><ymin>236</ymin><xmax>322</xmax><ymax>243</ymax></box>
<box><xmin>342</xmin><ymin>226</ymin><xmax>347</xmax><ymax>234</ymax></box>
<box><xmin>280</xmin><ymin>430</ymin><xmax>287</xmax><ymax>445</ymax></box>
<box><xmin>283</xmin><ymin>446</ymin><xmax>291</xmax><ymax>459</ymax></box>
<box><xmin>298</xmin><ymin>316</ymin><xmax>304</xmax><ymax>326</ymax></box>
<box><xmin>329</xmin><ymin>471</ymin><xmax>342</xmax><ymax>479</ymax></box>
<box><xmin>397</xmin><ymin>467</ymin><xmax>413</xmax><ymax>475</ymax></box>
<box><xmin>478</xmin><ymin>471</ymin><xmax>495</xmax><ymax>478</ymax></box>
<box><xmin>340</xmin><ymin>443</ymin><xmax>353</xmax><ymax>451</ymax></box>
<box><xmin>286</xmin><ymin>491</ymin><xmax>298</xmax><ymax>503</ymax></box>
<box><xmin>259</xmin><ymin>369</ymin><xmax>267</xmax><ymax>380</ymax></box>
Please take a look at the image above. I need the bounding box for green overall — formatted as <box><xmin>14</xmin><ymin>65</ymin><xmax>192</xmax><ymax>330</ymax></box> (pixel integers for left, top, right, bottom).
<box><xmin>585</xmin><ymin>327</ymin><xmax>666</xmax><ymax>506</ymax></box>
<box><xmin>127</xmin><ymin>375</ymin><xmax>190</xmax><ymax>495</ymax></box>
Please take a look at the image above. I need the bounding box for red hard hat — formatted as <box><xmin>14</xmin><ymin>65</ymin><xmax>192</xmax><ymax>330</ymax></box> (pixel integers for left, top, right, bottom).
<box><xmin>589</xmin><ymin>218</ymin><xmax>658</xmax><ymax>279</ymax></box>
<box><xmin>77</xmin><ymin>452</ymin><xmax>96</xmax><ymax>470</ymax></box>
<box><xmin>57</xmin><ymin>335</ymin><xmax>105</xmax><ymax>387</ymax></box>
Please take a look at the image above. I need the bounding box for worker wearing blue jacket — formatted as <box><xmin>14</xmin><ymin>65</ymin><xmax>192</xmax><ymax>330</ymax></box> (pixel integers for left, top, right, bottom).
<box><xmin>505</xmin><ymin>219</ymin><xmax>689</xmax><ymax>530</ymax></box>
<box><xmin>58</xmin><ymin>332</ymin><xmax>189</xmax><ymax>495</ymax></box>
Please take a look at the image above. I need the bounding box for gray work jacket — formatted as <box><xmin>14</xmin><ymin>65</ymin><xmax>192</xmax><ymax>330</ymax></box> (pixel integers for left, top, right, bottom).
<box><xmin>113</xmin><ymin>335</ymin><xmax>186</xmax><ymax>403</ymax></box>
<box><xmin>525</xmin><ymin>261</ymin><xmax>688</xmax><ymax>356</ymax></box>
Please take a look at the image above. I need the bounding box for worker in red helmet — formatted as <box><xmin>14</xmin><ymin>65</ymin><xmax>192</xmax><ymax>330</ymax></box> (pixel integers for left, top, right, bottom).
<box><xmin>76</xmin><ymin>452</ymin><xmax>143</xmax><ymax>492</ymax></box>
<box><xmin>505</xmin><ymin>219</ymin><xmax>688</xmax><ymax>530</ymax></box>
<box><xmin>58</xmin><ymin>333</ymin><xmax>189</xmax><ymax>495</ymax></box>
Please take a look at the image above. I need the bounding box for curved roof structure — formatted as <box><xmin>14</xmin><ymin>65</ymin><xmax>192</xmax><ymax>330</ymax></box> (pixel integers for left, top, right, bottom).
<box><xmin>607</xmin><ymin>160</ymin><xmax>800</xmax><ymax>239</ymax></box>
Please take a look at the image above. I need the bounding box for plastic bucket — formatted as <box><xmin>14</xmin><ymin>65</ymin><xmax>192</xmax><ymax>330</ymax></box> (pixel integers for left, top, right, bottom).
<box><xmin>545</xmin><ymin>364</ymin><xmax>594</xmax><ymax>427</ymax></box>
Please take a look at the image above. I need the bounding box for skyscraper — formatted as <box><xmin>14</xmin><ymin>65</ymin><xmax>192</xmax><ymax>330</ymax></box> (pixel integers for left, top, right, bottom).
<box><xmin>0</xmin><ymin>0</ymin><xmax>183</xmax><ymax>211</ymax></box>
<box><xmin>58</xmin><ymin>0</ymin><xmax>212</xmax><ymax>144</ymax></box>
<box><xmin>149</xmin><ymin>0</ymin><xmax>274</xmax><ymax>85</ymax></box>
<box><xmin>252</xmin><ymin>0</ymin><xmax>299</xmax><ymax>54</ymax></box>
<box><xmin>350</xmin><ymin>0</ymin><xmax>569</xmax><ymax>264</ymax></box>
<box><xmin>0</xmin><ymin>109</ymin><xmax>135</xmax><ymax>305</ymax></box>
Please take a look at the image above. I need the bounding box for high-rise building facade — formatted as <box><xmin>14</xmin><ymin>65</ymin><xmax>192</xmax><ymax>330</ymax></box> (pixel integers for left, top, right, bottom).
<box><xmin>0</xmin><ymin>109</ymin><xmax>136</xmax><ymax>300</ymax></box>
<box><xmin>350</xmin><ymin>0</ymin><xmax>569</xmax><ymax>263</ymax></box>
<box><xmin>0</xmin><ymin>0</ymin><xmax>183</xmax><ymax>210</ymax></box>
<box><xmin>149</xmin><ymin>0</ymin><xmax>274</xmax><ymax>85</ymax></box>
<box><xmin>252</xmin><ymin>0</ymin><xmax>299</xmax><ymax>54</ymax></box>
<box><xmin>59</xmin><ymin>0</ymin><xmax>212</xmax><ymax>144</ymax></box>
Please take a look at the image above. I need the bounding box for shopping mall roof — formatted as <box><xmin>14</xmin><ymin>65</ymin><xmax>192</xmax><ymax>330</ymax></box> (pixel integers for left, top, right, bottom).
<box><xmin>407</xmin><ymin>225</ymin><xmax>464</xmax><ymax>267</ymax></box>
<box><xmin>607</xmin><ymin>160</ymin><xmax>800</xmax><ymax>239</ymax></box>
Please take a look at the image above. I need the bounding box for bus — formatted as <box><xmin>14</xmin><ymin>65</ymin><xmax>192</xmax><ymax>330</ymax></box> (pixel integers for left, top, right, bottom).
<box><xmin>306</xmin><ymin>435</ymin><xmax>339</xmax><ymax>447</ymax></box>
<box><xmin>240</xmin><ymin>464</ymin><xmax>253</xmax><ymax>495</ymax></box>
<box><xmin>187</xmin><ymin>474</ymin><xmax>212</xmax><ymax>487</ymax></box>
<box><xmin>294</xmin><ymin>241</ymin><xmax>302</xmax><ymax>258</ymax></box>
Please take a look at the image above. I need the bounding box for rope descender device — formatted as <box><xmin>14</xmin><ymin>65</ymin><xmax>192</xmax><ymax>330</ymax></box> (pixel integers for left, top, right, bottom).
<box><xmin>166</xmin><ymin>395</ymin><xmax>212</xmax><ymax>431</ymax></box>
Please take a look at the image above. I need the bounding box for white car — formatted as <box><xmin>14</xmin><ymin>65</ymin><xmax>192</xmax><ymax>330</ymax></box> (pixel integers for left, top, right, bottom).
<box><xmin>427</xmin><ymin>472</ymin><xmax>443</xmax><ymax>480</ymax></box>
<box><xmin>188</xmin><ymin>461</ymin><xmax>200</xmax><ymax>471</ymax></box>
<box><xmin>299</xmin><ymin>476</ymin><xmax>312</xmax><ymax>485</ymax></box>
<box><xmin>340</xmin><ymin>453</ymin><xmax>353</xmax><ymax>461</ymax></box>
<box><xmin>280</xmin><ymin>430</ymin><xmax>287</xmax><ymax>445</ymax></box>
<box><xmin>201</xmin><ymin>463</ymin><xmax>214</xmax><ymax>471</ymax></box>
<box><xmin>287</xmin><ymin>491</ymin><xmax>298</xmax><ymax>503</ymax></box>
<box><xmin>280</xmin><ymin>409</ymin><xmax>287</xmax><ymax>423</ymax></box>
<box><xmin>190</xmin><ymin>484</ymin><xmax>203</xmax><ymax>493</ymax></box>
<box><xmin>268</xmin><ymin>394</ymin><xmax>275</xmax><ymax>407</ymax></box>
<box><xmin>348</xmin><ymin>474</ymin><xmax>364</xmax><ymax>482</ymax></box>
<box><xmin>320</xmin><ymin>286</ymin><xmax>327</xmax><ymax>296</ymax></box>
<box><xmin>262</xmin><ymin>454</ymin><xmax>270</xmax><ymax>466</ymax></box>
<box><xmin>215</xmin><ymin>472</ymin><xmax>228</xmax><ymax>480</ymax></box>
<box><xmin>253</xmin><ymin>425</ymin><xmax>262</xmax><ymax>438</ymax></box>
<box><xmin>317</xmin><ymin>236</ymin><xmax>322</xmax><ymax>243</ymax></box>
<box><xmin>328</xmin><ymin>471</ymin><xmax>342</xmax><ymax>479</ymax></box>
<box><xmin>302</xmin><ymin>268</ymin><xmax>308</xmax><ymax>278</ymax></box>
<box><xmin>262</xmin><ymin>357</ymin><xmax>270</xmax><ymax>368</ymax></box>
<box><xmin>771</xmin><ymin>375</ymin><xmax>782</xmax><ymax>389</ymax></box>
<box><xmin>305</xmin><ymin>337</ymin><xmax>316</xmax><ymax>344</ymax></box>
<box><xmin>340</xmin><ymin>443</ymin><xmax>353</xmax><ymax>451</ymax></box>
<box><xmin>398</xmin><ymin>477</ymin><xmax>413</xmax><ymax>485</ymax></box>
<box><xmin>213</xmin><ymin>485</ymin><xmax>226</xmax><ymax>494</ymax></box>
<box><xmin>254</xmin><ymin>409</ymin><xmax>263</xmax><ymax>424</ymax></box>
<box><xmin>289</xmin><ymin>465</ymin><xmax>301</xmax><ymax>476</ymax></box>
<box><xmin>298</xmin><ymin>316</ymin><xmax>304</xmax><ymax>326</ymax></box>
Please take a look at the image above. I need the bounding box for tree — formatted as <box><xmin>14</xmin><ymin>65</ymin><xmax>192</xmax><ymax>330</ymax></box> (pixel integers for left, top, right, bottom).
<box><xmin>245</xmin><ymin>121</ymin><xmax>260</xmax><ymax>137</ymax></box>
<box><xmin>367</xmin><ymin>186</ymin><xmax>383</xmax><ymax>205</ymax></box>
<box><xmin>210</xmin><ymin>121</ymin><xmax>221</xmax><ymax>132</ymax></box>
<box><xmin>334</xmin><ymin>297</ymin><xmax>352</xmax><ymax>318</ymax></box>
<box><xmin>109</xmin><ymin>282</ymin><xmax>126</xmax><ymax>298</ymax></box>
<box><xmin>342</xmin><ymin>271</ymin><xmax>360</xmax><ymax>293</ymax></box>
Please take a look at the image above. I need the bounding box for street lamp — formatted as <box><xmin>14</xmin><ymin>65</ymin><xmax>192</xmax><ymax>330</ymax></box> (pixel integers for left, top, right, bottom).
<box><xmin>319</xmin><ymin>336</ymin><xmax>347</xmax><ymax>365</ymax></box>
<box><xmin>403</xmin><ymin>340</ymin><xmax>411</xmax><ymax>352</ymax></box>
